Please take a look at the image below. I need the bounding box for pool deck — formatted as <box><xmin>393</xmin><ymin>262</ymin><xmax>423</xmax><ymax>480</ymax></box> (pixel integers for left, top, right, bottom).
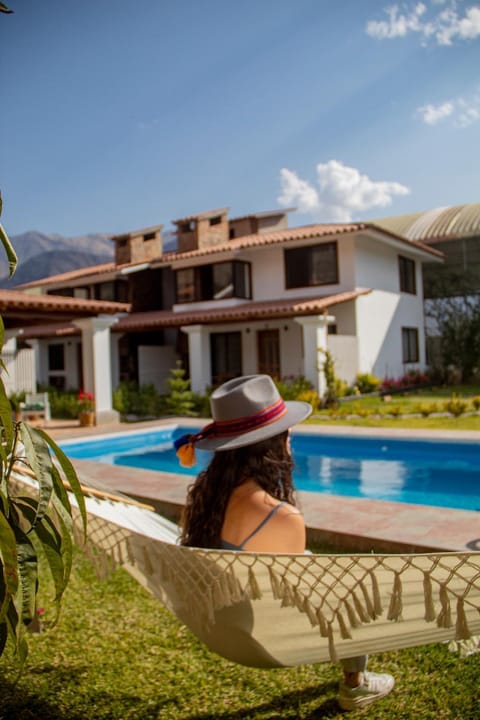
<box><xmin>46</xmin><ymin>418</ymin><xmax>480</xmax><ymax>554</ymax></box>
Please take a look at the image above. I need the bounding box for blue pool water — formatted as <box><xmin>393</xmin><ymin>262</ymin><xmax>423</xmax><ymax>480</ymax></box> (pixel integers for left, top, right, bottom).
<box><xmin>60</xmin><ymin>427</ymin><xmax>480</xmax><ymax>512</ymax></box>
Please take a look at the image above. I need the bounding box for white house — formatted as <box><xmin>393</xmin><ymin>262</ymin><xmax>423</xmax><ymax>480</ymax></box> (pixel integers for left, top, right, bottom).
<box><xmin>16</xmin><ymin>208</ymin><xmax>442</xmax><ymax>413</ymax></box>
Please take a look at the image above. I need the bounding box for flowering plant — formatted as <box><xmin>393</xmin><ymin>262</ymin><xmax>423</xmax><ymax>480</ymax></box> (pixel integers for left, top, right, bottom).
<box><xmin>78</xmin><ymin>390</ymin><xmax>95</xmax><ymax>412</ymax></box>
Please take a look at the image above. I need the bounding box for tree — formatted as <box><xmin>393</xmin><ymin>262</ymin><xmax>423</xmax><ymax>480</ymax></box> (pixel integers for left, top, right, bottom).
<box><xmin>425</xmin><ymin>273</ymin><xmax>480</xmax><ymax>383</ymax></box>
<box><xmin>164</xmin><ymin>361</ymin><xmax>196</xmax><ymax>416</ymax></box>
<box><xmin>0</xmin><ymin>190</ymin><xmax>87</xmax><ymax>665</ymax></box>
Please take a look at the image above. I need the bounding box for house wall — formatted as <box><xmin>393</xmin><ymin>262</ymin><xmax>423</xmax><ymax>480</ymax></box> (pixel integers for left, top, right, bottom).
<box><xmin>328</xmin><ymin>336</ymin><xmax>359</xmax><ymax>384</ymax></box>
<box><xmin>138</xmin><ymin>345</ymin><xmax>177</xmax><ymax>393</ymax></box>
<box><xmin>354</xmin><ymin>235</ymin><xmax>426</xmax><ymax>378</ymax></box>
<box><xmin>243</xmin><ymin>235</ymin><xmax>357</xmax><ymax>302</ymax></box>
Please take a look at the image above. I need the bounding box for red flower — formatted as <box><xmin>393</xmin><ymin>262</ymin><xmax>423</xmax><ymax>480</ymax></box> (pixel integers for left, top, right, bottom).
<box><xmin>78</xmin><ymin>390</ymin><xmax>95</xmax><ymax>411</ymax></box>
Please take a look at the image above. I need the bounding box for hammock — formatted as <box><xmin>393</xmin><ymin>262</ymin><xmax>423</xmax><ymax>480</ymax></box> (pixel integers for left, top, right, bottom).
<box><xmin>13</xmin><ymin>472</ymin><xmax>480</xmax><ymax>668</ymax></box>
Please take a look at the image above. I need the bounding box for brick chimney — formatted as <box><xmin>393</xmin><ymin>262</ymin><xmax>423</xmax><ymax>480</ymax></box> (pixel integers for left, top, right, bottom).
<box><xmin>112</xmin><ymin>225</ymin><xmax>163</xmax><ymax>265</ymax></box>
<box><xmin>173</xmin><ymin>208</ymin><xmax>229</xmax><ymax>253</ymax></box>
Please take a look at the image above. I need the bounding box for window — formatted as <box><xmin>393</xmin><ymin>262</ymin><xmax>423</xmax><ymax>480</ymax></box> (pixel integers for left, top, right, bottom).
<box><xmin>402</xmin><ymin>327</ymin><xmax>419</xmax><ymax>363</ymax></box>
<box><xmin>210</xmin><ymin>332</ymin><xmax>242</xmax><ymax>386</ymax></box>
<box><xmin>48</xmin><ymin>288</ymin><xmax>74</xmax><ymax>297</ymax></box>
<box><xmin>73</xmin><ymin>286</ymin><xmax>90</xmax><ymax>299</ymax></box>
<box><xmin>285</xmin><ymin>242</ymin><xmax>338</xmax><ymax>289</ymax></box>
<box><xmin>48</xmin><ymin>343</ymin><xmax>65</xmax><ymax>371</ymax></box>
<box><xmin>93</xmin><ymin>281</ymin><xmax>128</xmax><ymax>303</ymax></box>
<box><xmin>399</xmin><ymin>256</ymin><xmax>416</xmax><ymax>294</ymax></box>
<box><xmin>143</xmin><ymin>231</ymin><xmax>156</xmax><ymax>242</ymax></box>
<box><xmin>175</xmin><ymin>261</ymin><xmax>251</xmax><ymax>303</ymax></box>
<box><xmin>209</xmin><ymin>215</ymin><xmax>221</xmax><ymax>226</ymax></box>
<box><xmin>176</xmin><ymin>268</ymin><xmax>195</xmax><ymax>303</ymax></box>
<box><xmin>95</xmin><ymin>281</ymin><xmax>115</xmax><ymax>301</ymax></box>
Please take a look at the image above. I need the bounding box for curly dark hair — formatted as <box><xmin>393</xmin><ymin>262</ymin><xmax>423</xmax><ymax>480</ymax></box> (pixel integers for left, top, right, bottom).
<box><xmin>180</xmin><ymin>430</ymin><xmax>296</xmax><ymax>548</ymax></box>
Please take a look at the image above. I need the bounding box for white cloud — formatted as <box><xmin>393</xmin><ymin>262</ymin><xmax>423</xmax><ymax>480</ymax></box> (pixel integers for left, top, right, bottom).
<box><xmin>366</xmin><ymin>3</ymin><xmax>427</xmax><ymax>40</ymax></box>
<box><xmin>366</xmin><ymin>2</ymin><xmax>480</xmax><ymax>45</ymax></box>
<box><xmin>278</xmin><ymin>161</ymin><xmax>410</xmax><ymax>222</ymax></box>
<box><xmin>417</xmin><ymin>101</ymin><xmax>454</xmax><ymax>124</ymax></box>
<box><xmin>417</xmin><ymin>89</ymin><xmax>480</xmax><ymax>126</ymax></box>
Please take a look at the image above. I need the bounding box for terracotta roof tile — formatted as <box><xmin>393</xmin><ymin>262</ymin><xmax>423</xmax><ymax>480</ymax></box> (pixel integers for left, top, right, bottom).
<box><xmin>159</xmin><ymin>222</ymin><xmax>442</xmax><ymax>264</ymax></box>
<box><xmin>17</xmin><ymin>219</ymin><xmax>443</xmax><ymax>291</ymax></box>
<box><xmin>114</xmin><ymin>289</ymin><xmax>372</xmax><ymax>331</ymax></box>
<box><xmin>0</xmin><ymin>288</ymin><xmax>130</xmax><ymax>315</ymax></box>
<box><xmin>16</xmin><ymin>262</ymin><xmax>117</xmax><ymax>289</ymax></box>
<box><xmin>21</xmin><ymin>323</ymin><xmax>79</xmax><ymax>339</ymax></box>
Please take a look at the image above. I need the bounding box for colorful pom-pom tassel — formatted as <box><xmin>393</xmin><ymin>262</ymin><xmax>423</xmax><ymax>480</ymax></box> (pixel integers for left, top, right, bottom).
<box><xmin>174</xmin><ymin>434</ymin><xmax>197</xmax><ymax>467</ymax></box>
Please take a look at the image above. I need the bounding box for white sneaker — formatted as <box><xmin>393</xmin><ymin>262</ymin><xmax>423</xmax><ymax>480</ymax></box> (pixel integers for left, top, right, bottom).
<box><xmin>338</xmin><ymin>671</ymin><xmax>395</xmax><ymax>711</ymax></box>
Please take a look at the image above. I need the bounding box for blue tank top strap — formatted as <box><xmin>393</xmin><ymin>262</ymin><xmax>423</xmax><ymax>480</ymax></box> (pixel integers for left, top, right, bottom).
<box><xmin>221</xmin><ymin>501</ymin><xmax>286</xmax><ymax>551</ymax></box>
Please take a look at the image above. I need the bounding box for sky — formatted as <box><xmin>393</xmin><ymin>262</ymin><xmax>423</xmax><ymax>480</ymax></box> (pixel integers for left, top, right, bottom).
<box><xmin>1</xmin><ymin>0</ymin><xmax>480</xmax><ymax>237</ymax></box>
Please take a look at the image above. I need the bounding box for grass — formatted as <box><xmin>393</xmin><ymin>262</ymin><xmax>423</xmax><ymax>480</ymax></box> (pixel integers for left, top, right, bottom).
<box><xmin>1</xmin><ymin>551</ymin><xmax>479</xmax><ymax>720</ymax></box>
<box><xmin>310</xmin><ymin>384</ymin><xmax>480</xmax><ymax>431</ymax></box>
<box><xmin>2</xmin><ymin>384</ymin><xmax>479</xmax><ymax>718</ymax></box>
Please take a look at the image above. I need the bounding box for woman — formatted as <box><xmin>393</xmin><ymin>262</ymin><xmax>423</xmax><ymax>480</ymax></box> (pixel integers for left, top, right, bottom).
<box><xmin>180</xmin><ymin>374</ymin><xmax>394</xmax><ymax>712</ymax></box>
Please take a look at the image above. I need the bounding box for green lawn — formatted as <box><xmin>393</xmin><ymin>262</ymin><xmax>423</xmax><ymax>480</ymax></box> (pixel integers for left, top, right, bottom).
<box><xmin>1</xmin><ymin>551</ymin><xmax>478</xmax><ymax>720</ymax></box>
<box><xmin>2</xmin><ymin>389</ymin><xmax>479</xmax><ymax>718</ymax></box>
<box><xmin>311</xmin><ymin>384</ymin><xmax>480</xmax><ymax>431</ymax></box>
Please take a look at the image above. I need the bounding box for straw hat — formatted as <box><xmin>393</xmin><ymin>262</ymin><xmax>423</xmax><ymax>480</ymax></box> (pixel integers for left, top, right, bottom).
<box><xmin>194</xmin><ymin>374</ymin><xmax>312</xmax><ymax>452</ymax></box>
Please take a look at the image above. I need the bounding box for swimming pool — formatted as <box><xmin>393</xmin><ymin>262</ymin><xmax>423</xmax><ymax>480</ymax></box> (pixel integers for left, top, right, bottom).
<box><xmin>60</xmin><ymin>426</ymin><xmax>480</xmax><ymax>512</ymax></box>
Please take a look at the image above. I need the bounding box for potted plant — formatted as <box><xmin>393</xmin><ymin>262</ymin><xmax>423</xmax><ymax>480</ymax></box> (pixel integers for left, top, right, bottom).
<box><xmin>78</xmin><ymin>390</ymin><xmax>95</xmax><ymax>426</ymax></box>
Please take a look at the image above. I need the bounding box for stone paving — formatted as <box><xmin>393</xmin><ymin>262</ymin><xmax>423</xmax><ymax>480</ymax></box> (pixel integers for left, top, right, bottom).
<box><xmin>46</xmin><ymin>417</ymin><xmax>480</xmax><ymax>553</ymax></box>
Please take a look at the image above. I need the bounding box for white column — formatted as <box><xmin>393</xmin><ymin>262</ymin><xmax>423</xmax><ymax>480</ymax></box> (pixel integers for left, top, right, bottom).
<box><xmin>27</xmin><ymin>338</ymin><xmax>42</xmax><ymax>387</ymax></box>
<box><xmin>110</xmin><ymin>332</ymin><xmax>123</xmax><ymax>391</ymax></box>
<box><xmin>73</xmin><ymin>316</ymin><xmax>120</xmax><ymax>425</ymax></box>
<box><xmin>2</xmin><ymin>330</ymin><xmax>19</xmax><ymax>396</ymax></box>
<box><xmin>180</xmin><ymin>324</ymin><xmax>210</xmax><ymax>393</ymax></box>
<box><xmin>294</xmin><ymin>315</ymin><xmax>334</xmax><ymax>397</ymax></box>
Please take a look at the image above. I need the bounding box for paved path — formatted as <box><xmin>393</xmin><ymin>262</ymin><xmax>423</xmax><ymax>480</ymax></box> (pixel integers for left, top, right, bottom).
<box><xmin>47</xmin><ymin>418</ymin><xmax>480</xmax><ymax>553</ymax></box>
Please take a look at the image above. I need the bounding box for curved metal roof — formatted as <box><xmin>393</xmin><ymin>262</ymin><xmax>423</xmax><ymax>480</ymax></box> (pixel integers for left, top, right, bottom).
<box><xmin>375</xmin><ymin>202</ymin><xmax>480</xmax><ymax>242</ymax></box>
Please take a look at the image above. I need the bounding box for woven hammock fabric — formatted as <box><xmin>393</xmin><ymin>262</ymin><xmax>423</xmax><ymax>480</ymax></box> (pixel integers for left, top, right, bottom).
<box><xmin>74</xmin><ymin>499</ymin><xmax>480</xmax><ymax>669</ymax></box>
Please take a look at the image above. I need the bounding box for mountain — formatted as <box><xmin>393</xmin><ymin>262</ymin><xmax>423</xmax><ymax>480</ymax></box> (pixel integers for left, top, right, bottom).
<box><xmin>0</xmin><ymin>231</ymin><xmax>114</xmax><ymax>287</ymax></box>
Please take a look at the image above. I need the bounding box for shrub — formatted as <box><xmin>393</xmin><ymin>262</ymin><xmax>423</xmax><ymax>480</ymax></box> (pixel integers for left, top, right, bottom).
<box><xmin>471</xmin><ymin>396</ymin><xmax>480</xmax><ymax>411</ymax></box>
<box><xmin>48</xmin><ymin>389</ymin><xmax>81</xmax><ymax>419</ymax></box>
<box><xmin>414</xmin><ymin>402</ymin><xmax>439</xmax><ymax>417</ymax></box>
<box><xmin>387</xmin><ymin>405</ymin><xmax>402</xmax><ymax>417</ymax></box>
<box><xmin>273</xmin><ymin>375</ymin><xmax>314</xmax><ymax>401</ymax></box>
<box><xmin>297</xmin><ymin>389</ymin><xmax>320</xmax><ymax>412</ymax></box>
<box><xmin>113</xmin><ymin>382</ymin><xmax>163</xmax><ymax>417</ymax></box>
<box><xmin>164</xmin><ymin>362</ymin><xmax>197</xmax><ymax>417</ymax></box>
<box><xmin>355</xmin><ymin>373</ymin><xmax>381</xmax><ymax>394</ymax></box>
<box><xmin>443</xmin><ymin>394</ymin><xmax>469</xmax><ymax>417</ymax></box>
<box><xmin>380</xmin><ymin>370</ymin><xmax>429</xmax><ymax>394</ymax></box>
<box><xmin>351</xmin><ymin>402</ymin><xmax>371</xmax><ymax>418</ymax></box>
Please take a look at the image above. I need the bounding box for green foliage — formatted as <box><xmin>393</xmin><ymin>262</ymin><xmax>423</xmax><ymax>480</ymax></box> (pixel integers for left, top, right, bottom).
<box><xmin>0</xmin><ymin>194</ymin><xmax>17</xmax><ymax>278</ymax></box>
<box><xmin>443</xmin><ymin>394</ymin><xmax>469</xmax><ymax>417</ymax></box>
<box><xmin>471</xmin><ymin>396</ymin><xmax>480</xmax><ymax>412</ymax></box>
<box><xmin>414</xmin><ymin>402</ymin><xmax>439</xmax><ymax>418</ymax></box>
<box><xmin>272</xmin><ymin>375</ymin><xmax>314</xmax><ymax>400</ymax></box>
<box><xmin>43</xmin><ymin>389</ymin><xmax>80</xmax><ymax>420</ymax></box>
<box><xmin>1</xmin><ymin>551</ymin><xmax>478</xmax><ymax>720</ymax></box>
<box><xmin>113</xmin><ymin>381</ymin><xmax>164</xmax><ymax>418</ymax></box>
<box><xmin>319</xmin><ymin>348</ymin><xmax>339</xmax><ymax>407</ymax></box>
<box><xmin>8</xmin><ymin>390</ymin><xmax>26</xmax><ymax>411</ymax></box>
<box><xmin>350</xmin><ymin>402</ymin><xmax>372</xmax><ymax>418</ymax></box>
<box><xmin>354</xmin><ymin>372</ymin><xmax>381</xmax><ymax>394</ymax></box>
<box><xmin>426</xmin><ymin>284</ymin><xmax>480</xmax><ymax>383</ymax></box>
<box><xmin>0</xmin><ymin>203</ymin><xmax>86</xmax><ymax>664</ymax></box>
<box><xmin>164</xmin><ymin>362</ymin><xmax>196</xmax><ymax>417</ymax></box>
<box><xmin>386</xmin><ymin>404</ymin><xmax>402</xmax><ymax>418</ymax></box>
